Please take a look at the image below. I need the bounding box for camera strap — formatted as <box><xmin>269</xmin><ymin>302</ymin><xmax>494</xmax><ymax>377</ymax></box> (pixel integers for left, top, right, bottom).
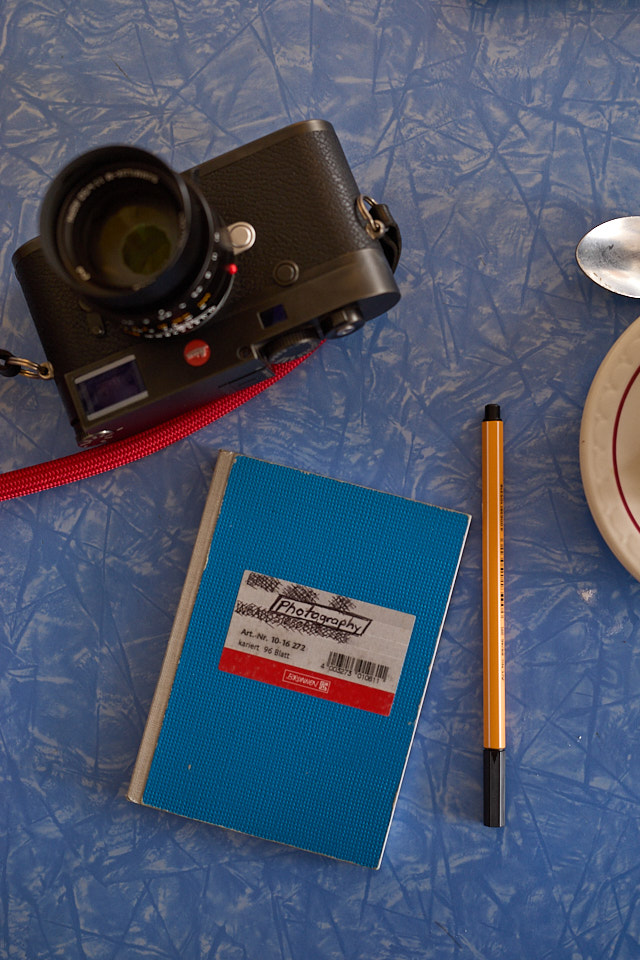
<box><xmin>0</xmin><ymin>354</ymin><xmax>310</xmax><ymax>502</ymax></box>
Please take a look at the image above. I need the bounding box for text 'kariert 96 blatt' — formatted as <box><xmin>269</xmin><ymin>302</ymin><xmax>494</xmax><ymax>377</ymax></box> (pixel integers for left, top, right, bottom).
<box><xmin>11</xmin><ymin>120</ymin><xmax>401</xmax><ymax>447</ymax></box>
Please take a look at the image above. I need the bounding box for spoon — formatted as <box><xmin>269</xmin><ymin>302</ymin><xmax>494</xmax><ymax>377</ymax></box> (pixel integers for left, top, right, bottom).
<box><xmin>576</xmin><ymin>217</ymin><xmax>640</xmax><ymax>298</ymax></box>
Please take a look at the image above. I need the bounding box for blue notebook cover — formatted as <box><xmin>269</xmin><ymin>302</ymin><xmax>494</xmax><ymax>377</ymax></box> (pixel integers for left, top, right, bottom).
<box><xmin>128</xmin><ymin>451</ymin><xmax>470</xmax><ymax>868</ymax></box>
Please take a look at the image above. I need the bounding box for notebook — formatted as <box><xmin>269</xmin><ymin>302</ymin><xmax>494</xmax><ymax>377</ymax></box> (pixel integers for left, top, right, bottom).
<box><xmin>128</xmin><ymin>451</ymin><xmax>470</xmax><ymax>868</ymax></box>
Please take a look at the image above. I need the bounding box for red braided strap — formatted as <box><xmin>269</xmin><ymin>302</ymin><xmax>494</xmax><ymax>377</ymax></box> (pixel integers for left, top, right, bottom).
<box><xmin>0</xmin><ymin>355</ymin><xmax>309</xmax><ymax>501</ymax></box>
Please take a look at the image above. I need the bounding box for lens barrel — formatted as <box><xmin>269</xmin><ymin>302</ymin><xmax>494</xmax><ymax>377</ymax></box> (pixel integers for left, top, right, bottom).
<box><xmin>40</xmin><ymin>146</ymin><xmax>235</xmax><ymax>338</ymax></box>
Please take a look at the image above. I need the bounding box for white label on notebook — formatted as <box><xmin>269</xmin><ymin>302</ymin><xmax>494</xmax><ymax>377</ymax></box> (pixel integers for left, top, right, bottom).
<box><xmin>218</xmin><ymin>570</ymin><xmax>416</xmax><ymax>715</ymax></box>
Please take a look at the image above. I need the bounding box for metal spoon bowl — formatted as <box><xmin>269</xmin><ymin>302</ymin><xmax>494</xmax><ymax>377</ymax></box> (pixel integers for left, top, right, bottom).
<box><xmin>576</xmin><ymin>217</ymin><xmax>640</xmax><ymax>298</ymax></box>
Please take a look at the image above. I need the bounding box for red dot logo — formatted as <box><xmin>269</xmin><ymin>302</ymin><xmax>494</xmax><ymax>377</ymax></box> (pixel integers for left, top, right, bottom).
<box><xmin>184</xmin><ymin>339</ymin><xmax>211</xmax><ymax>367</ymax></box>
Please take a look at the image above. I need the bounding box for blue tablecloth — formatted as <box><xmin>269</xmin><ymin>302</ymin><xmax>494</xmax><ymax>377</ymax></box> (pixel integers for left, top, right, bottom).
<box><xmin>2</xmin><ymin>2</ymin><xmax>640</xmax><ymax>958</ymax></box>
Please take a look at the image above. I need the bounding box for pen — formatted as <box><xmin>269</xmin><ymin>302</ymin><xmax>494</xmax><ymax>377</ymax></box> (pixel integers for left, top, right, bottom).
<box><xmin>482</xmin><ymin>403</ymin><xmax>505</xmax><ymax>827</ymax></box>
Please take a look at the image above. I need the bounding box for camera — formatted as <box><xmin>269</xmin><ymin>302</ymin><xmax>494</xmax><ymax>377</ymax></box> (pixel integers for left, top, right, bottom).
<box><xmin>12</xmin><ymin>120</ymin><xmax>401</xmax><ymax>447</ymax></box>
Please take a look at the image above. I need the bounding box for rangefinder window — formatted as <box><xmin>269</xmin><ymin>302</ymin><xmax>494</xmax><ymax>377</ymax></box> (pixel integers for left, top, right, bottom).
<box><xmin>259</xmin><ymin>304</ymin><xmax>288</xmax><ymax>328</ymax></box>
<box><xmin>74</xmin><ymin>356</ymin><xmax>148</xmax><ymax>421</ymax></box>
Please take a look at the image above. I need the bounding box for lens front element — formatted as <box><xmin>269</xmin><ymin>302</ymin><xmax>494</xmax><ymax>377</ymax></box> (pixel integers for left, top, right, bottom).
<box><xmin>95</xmin><ymin>204</ymin><xmax>176</xmax><ymax>286</ymax></box>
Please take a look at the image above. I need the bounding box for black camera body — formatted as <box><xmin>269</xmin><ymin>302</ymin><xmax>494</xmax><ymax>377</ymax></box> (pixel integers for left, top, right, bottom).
<box><xmin>12</xmin><ymin>120</ymin><xmax>400</xmax><ymax>447</ymax></box>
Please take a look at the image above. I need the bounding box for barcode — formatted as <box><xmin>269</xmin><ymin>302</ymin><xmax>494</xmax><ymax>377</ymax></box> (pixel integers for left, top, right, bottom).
<box><xmin>327</xmin><ymin>651</ymin><xmax>389</xmax><ymax>682</ymax></box>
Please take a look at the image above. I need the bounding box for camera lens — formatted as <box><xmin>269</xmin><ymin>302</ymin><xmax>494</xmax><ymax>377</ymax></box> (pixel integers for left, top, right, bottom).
<box><xmin>40</xmin><ymin>145</ymin><xmax>236</xmax><ymax>338</ymax></box>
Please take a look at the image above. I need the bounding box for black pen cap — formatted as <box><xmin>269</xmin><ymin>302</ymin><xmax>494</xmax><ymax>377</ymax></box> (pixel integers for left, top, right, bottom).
<box><xmin>484</xmin><ymin>404</ymin><xmax>501</xmax><ymax>421</ymax></box>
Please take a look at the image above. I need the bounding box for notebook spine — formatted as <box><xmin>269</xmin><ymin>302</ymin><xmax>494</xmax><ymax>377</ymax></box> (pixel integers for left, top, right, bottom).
<box><xmin>127</xmin><ymin>450</ymin><xmax>237</xmax><ymax>803</ymax></box>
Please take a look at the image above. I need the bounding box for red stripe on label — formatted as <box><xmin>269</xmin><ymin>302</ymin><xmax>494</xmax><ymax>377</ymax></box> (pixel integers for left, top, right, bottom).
<box><xmin>218</xmin><ymin>647</ymin><xmax>394</xmax><ymax>716</ymax></box>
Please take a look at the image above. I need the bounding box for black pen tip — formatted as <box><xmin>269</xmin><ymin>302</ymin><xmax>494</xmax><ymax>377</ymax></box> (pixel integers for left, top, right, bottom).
<box><xmin>484</xmin><ymin>404</ymin><xmax>501</xmax><ymax>421</ymax></box>
<box><xmin>483</xmin><ymin>748</ymin><xmax>505</xmax><ymax>827</ymax></box>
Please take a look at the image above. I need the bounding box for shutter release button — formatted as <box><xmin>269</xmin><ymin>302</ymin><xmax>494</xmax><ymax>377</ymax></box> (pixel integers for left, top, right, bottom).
<box><xmin>228</xmin><ymin>221</ymin><xmax>256</xmax><ymax>254</ymax></box>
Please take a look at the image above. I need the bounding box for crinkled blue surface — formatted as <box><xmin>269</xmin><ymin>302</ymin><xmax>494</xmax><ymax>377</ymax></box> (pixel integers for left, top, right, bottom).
<box><xmin>2</xmin><ymin>1</ymin><xmax>640</xmax><ymax>958</ymax></box>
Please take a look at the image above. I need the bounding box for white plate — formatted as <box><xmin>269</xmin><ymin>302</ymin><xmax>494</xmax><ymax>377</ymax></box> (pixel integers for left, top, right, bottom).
<box><xmin>580</xmin><ymin>315</ymin><xmax>640</xmax><ymax>581</ymax></box>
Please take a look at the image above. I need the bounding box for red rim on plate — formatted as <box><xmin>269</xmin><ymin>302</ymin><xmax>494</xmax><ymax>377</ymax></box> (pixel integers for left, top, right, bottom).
<box><xmin>580</xmin><ymin>315</ymin><xmax>640</xmax><ymax>581</ymax></box>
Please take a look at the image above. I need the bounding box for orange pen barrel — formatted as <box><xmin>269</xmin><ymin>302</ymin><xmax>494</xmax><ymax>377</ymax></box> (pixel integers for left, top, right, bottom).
<box><xmin>482</xmin><ymin>403</ymin><xmax>505</xmax><ymax>827</ymax></box>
